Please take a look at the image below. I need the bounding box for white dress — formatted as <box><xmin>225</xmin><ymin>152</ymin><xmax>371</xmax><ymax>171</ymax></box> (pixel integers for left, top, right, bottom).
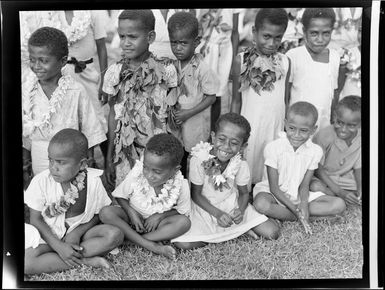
<box><xmin>286</xmin><ymin>45</ymin><xmax>340</xmax><ymax>130</ymax></box>
<box><xmin>150</xmin><ymin>9</ymin><xmax>176</xmax><ymax>59</ymax></box>
<box><xmin>171</xmin><ymin>153</ymin><xmax>268</xmax><ymax>243</ymax></box>
<box><xmin>240</xmin><ymin>52</ymin><xmax>289</xmax><ymax>185</ymax></box>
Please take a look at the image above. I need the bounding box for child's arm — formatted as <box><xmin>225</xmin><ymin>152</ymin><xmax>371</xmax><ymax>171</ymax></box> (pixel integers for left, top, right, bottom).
<box><xmin>354</xmin><ymin>167</ymin><xmax>362</xmax><ymax>201</ymax></box>
<box><xmin>116</xmin><ymin>197</ymin><xmax>145</xmax><ymax>233</ymax></box>
<box><xmin>231</xmin><ymin>184</ymin><xmax>249</xmax><ymax>224</ymax></box>
<box><xmin>29</xmin><ymin>208</ymin><xmax>83</xmax><ymax>267</ymax></box>
<box><xmin>105</xmin><ymin>98</ymin><xmax>118</xmax><ymax>186</ymax></box>
<box><xmin>297</xmin><ymin>169</ymin><xmax>314</xmax><ymax>234</ymax></box>
<box><xmin>95</xmin><ymin>38</ymin><xmax>108</xmax><ymax>104</ymax></box>
<box><xmin>63</xmin><ymin>215</ymin><xmax>100</xmax><ymax>245</ymax></box>
<box><xmin>284</xmin><ymin>59</ymin><xmax>292</xmax><ymax>116</ymax></box>
<box><xmin>174</xmin><ymin>95</ymin><xmax>216</xmax><ymax>125</ymax></box>
<box><xmin>191</xmin><ymin>183</ymin><xmax>233</xmax><ymax>227</ymax></box>
<box><xmin>23</xmin><ymin>147</ymin><xmax>32</xmax><ymax>190</ymax></box>
<box><xmin>230</xmin><ymin>54</ymin><xmax>242</xmax><ymax>113</ymax></box>
<box><xmin>144</xmin><ymin>209</ymin><xmax>179</xmax><ymax>232</ymax></box>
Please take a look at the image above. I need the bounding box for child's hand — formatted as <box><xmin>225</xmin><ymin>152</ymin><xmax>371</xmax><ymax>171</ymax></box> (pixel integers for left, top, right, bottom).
<box><xmin>216</xmin><ymin>211</ymin><xmax>233</xmax><ymax>228</ymax></box>
<box><xmin>174</xmin><ymin>109</ymin><xmax>192</xmax><ymax>125</ymax></box>
<box><xmin>57</xmin><ymin>241</ymin><xmax>83</xmax><ymax>268</ymax></box>
<box><xmin>144</xmin><ymin>213</ymin><xmax>163</xmax><ymax>232</ymax></box>
<box><xmin>296</xmin><ymin>205</ymin><xmax>312</xmax><ymax>235</ymax></box>
<box><xmin>63</xmin><ymin>232</ymin><xmax>81</xmax><ymax>246</ymax></box>
<box><xmin>230</xmin><ymin>208</ymin><xmax>243</xmax><ymax>224</ymax></box>
<box><xmin>340</xmin><ymin>189</ymin><xmax>361</xmax><ymax>205</ymax></box>
<box><xmin>127</xmin><ymin>209</ymin><xmax>145</xmax><ymax>233</ymax></box>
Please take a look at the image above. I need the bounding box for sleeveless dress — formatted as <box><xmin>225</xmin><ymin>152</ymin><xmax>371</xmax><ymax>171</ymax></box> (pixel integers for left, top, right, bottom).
<box><xmin>240</xmin><ymin>52</ymin><xmax>289</xmax><ymax>185</ymax></box>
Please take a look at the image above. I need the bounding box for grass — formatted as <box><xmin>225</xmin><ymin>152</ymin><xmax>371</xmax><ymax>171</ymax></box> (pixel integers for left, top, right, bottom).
<box><xmin>26</xmin><ymin>204</ymin><xmax>362</xmax><ymax>281</ymax></box>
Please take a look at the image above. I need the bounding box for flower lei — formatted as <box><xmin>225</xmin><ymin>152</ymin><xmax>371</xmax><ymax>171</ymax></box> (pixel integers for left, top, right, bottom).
<box><xmin>40</xmin><ymin>11</ymin><xmax>91</xmax><ymax>45</ymax></box>
<box><xmin>42</xmin><ymin>169</ymin><xmax>87</xmax><ymax>219</ymax></box>
<box><xmin>22</xmin><ymin>74</ymin><xmax>73</xmax><ymax>137</ymax></box>
<box><xmin>191</xmin><ymin>141</ymin><xmax>242</xmax><ymax>191</ymax></box>
<box><xmin>130</xmin><ymin>159</ymin><xmax>183</xmax><ymax>214</ymax></box>
<box><xmin>239</xmin><ymin>46</ymin><xmax>285</xmax><ymax>95</ymax></box>
<box><xmin>339</xmin><ymin>48</ymin><xmax>361</xmax><ymax>88</ymax></box>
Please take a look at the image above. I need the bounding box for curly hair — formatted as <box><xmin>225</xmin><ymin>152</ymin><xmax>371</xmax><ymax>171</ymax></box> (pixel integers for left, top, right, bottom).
<box><xmin>167</xmin><ymin>11</ymin><xmax>199</xmax><ymax>38</ymax></box>
<box><xmin>254</xmin><ymin>8</ymin><xmax>288</xmax><ymax>31</ymax></box>
<box><xmin>28</xmin><ymin>26</ymin><xmax>68</xmax><ymax>59</ymax></box>
<box><xmin>215</xmin><ymin>113</ymin><xmax>251</xmax><ymax>144</ymax></box>
<box><xmin>145</xmin><ymin>133</ymin><xmax>184</xmax><ymax>167</ymax></box>
<box><xmin>301</xmin><ymin>8</ymin><xmax>336</xmax><ymax>30</ymax></box>
<box><xmin>49</xmin><ymin>129</ymin><xmax>88</xmax><ymax>161</ymax></box>
<box><xmin>118</xmin><ymin>10</ymin><xmax>155</xmax><ymax>32</ymax></box>
<box><xmin>336</xmin><ymin>95</ymin><xmax>361</xmax><ymax>113</ymax></box>
<box><xmin>287</xmin><ymin>101</ymin><xmax>319</xmax><ymax>126</ymax></box>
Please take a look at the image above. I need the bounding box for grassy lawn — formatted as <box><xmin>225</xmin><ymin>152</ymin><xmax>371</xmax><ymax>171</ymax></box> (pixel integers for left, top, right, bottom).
<box><xmin>26</xmin><ymin>204</ymin><xmax>362</xmax><ymax>281</ymax></box>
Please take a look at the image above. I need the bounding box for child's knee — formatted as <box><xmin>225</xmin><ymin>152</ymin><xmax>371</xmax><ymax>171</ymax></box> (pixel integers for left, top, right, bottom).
<box><xmin>104</xmin><ymin>226</ymin><xmax>124</xmax><ymax>247</ymax></box>
<box><xmin>333</xmin><ymin>197</ymin><xmax>346</xmax><ymax>214</ymax></box>
<box><xmin>176</xmin><ymin>215</ymin><xmax>191</xmax><ymax>232</ymax></box>
<box><xmin>253</xmin><ymin>194</ymin><xmax>271</xmax><ymax>215</ymax></box>
<box><xmin>24</xmin><ymin>249</ymin><xmax>37</xmax><ymax>275</ymax></box>
<box><xmin>262</xmin><ymin>220</ymin><xmax>280</xmax><ymax>240</ymax></box>
<box><xmin>310</xmin><ymin>179</ymin><xmax>324</xmax><ymax>192</ymax></box>
<box><xmin>99</xmin><ymin>206</ymin><xmax>116</xmax><ymax>223</ymax></box>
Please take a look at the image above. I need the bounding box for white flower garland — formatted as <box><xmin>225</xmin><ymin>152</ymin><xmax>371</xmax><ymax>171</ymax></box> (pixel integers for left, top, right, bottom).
<box><xmin>130</xmin><ymin>160</ymin><xmax>183</xmax><ymax>214</ymax></box>
<box><xmin>42</xmin><ymin>169</ymin><xmax>87</xmax><ymax>219</ymax></box>
<box><xmin>191</xmin><ymin>141</ymin><xmax>243</xmax><ymax>191</ymax></box>
<box><xmin>22</xmin><ymin>73</ymin><xmax>73</xmax><ymax>137</ymax></box>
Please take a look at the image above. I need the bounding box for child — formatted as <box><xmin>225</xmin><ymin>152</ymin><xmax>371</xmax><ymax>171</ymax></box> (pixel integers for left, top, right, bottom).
<box><xmin>172</xmin><ymin>113</ymin><xmax>279</xmax><ymax>250</ymax></box>
<box><xmin>286</xmin><ymin>8</ymin><xmax>341</xmax><ymax>130</ymax></box>
<box><xmin>310</xmin><ymin>96</ymin><xmax>361</xmax><ymax>206</ymax></box>
<box><xmin>102</xmin><ymin>10</ymin><xmax>178</xmax><ymax>187</ymax></box>
<box><xmin>167</xmin><ymin>11</ymin><xmax>218</xmax><ymax>177</ymax></box>
<box><xmin>24</xmin><ymin>129</ymin><xmax>123</xmax><ymax>274</ymax></box>
<box><xmin>22</xmin><ymin>27</ymin><xmax>106</xmax><ymax>180</ymax></box>
<box><xmin>253</xmin><ymin>102</ymin><xmax>346</xmax><ymax>234</ymax></box>
<box><xmin>99</xmin><ymin>133</ymin><xmax>191</xmax><ymax>259</ymax></box>
<box><xmin>231</xmin><ymin>8</ymin><xmax>290</xmax><ymax>185</ymax></box>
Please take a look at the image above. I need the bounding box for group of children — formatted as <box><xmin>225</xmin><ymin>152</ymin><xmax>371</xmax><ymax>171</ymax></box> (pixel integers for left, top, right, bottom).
<box><xmin>23</xmin><ymin>8</ymin><xmax>362</xmax><ymax>275</ymax></box>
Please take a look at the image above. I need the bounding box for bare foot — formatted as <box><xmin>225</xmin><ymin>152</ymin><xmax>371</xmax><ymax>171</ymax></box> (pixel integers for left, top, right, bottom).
<box><xmin>82</xmin><ymin>256</ymin><xmax>111</xmax><ymax>268</ymax></box>
<box><xmin>246</xmin><ymin>229</ymin><xmax>259</xmax><ymax>240</ymax></box>
<box><xmin>154</xmin><ymin>244</ymin><xmax>176</xmax><ymax>259</ymax></box>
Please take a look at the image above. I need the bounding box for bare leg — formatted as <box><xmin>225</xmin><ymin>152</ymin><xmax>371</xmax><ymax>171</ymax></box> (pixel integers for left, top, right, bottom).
<box><xmin>310</xmin><ymin>179</ymin><xmax>335</xmax><ymax>196</ymax></box>
<box><xmin>308</xmin><ymin>195</ymin><xmax>346</xmax><ymax>216</ymax></box>
<box><xmin>173</xmin><ymin>241</ymin><xmax>207</xmax><ymax>250</ymax></box>
<box><xmin>25</xmin><ymin>244</ymin><xmax>71</xmax><ymax>275</ymax></box>
<box><xmin>251</xmin><ymin>218</ymin><xmax>280</xmax><ymax>240</ymax></box>
<box><xmin>99</xmin><ymin>206</ymin><xmax>177</xmax><ymax>259</ymax></box>
<box><xmin>253</xmin><ymin>192</ymin><xmax>296</xmax><ymax>221</ymax></box>
<box><xmin>142</xmin><ymin>214</ymin><xmax>190</xmax><ymax>242</ymax></box>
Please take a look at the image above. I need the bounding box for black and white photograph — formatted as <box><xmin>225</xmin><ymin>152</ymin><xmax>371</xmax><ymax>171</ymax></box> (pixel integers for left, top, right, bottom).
<box><xmin>1</xmin><ymin>0</ymin><xmax>382</xmax><ymax>288</ymax></box>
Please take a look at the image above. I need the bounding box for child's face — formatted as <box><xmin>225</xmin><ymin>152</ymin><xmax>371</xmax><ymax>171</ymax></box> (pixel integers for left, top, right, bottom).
<box><xmin>28</xmin><ymin>45</ymin><xmax>66</xmax><ymax>83</ymax></box>
<box><xmin>211</xmin><ymin>121</ymin><xmax>247</xmax><ymax>163</ymax></box>
<box><xmin>48</xmin><ymin>143</ymin><xmax>86</xmax><ymax>184</ymax></box>
<box><xmin>252</xmin><ymin>21</ymin><xmax>286</xmax><ymax>56</ymax></box>
<box><xmin>143</xmin><ymin>151</ymin><xmax>180</xmax><ymax>188</ymax></box>
<box><xmin>333</xmin><ymin>106</ymin><xmax>361</xmax><ymax>142</ymax></box>
<box><xmin>169</xmin><ymin>28</ymin><xmax>199</xmax><ymax>62</ymax></box>
<box><xmin>118</xmin><ymin>19</ymin><xmax>155</xmax><ymax>61</ymax></box>
<box><xmin>285</xmin><ymin>112</ymin><xmax>317</xmax><ymax>150</ymax></box>
<box><xmin>303</xmin><ymin>18</ymin><xmax>333</xmax><ymax>54</ymax></box>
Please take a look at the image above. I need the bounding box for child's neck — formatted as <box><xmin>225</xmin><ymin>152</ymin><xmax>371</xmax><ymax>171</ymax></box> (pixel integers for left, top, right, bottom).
<box><xmin>305</xmin><ymin>45</ymin><xmax>329</xmax><ymax>63</ymax></box>
<box><xmin>253</xmin><ymin>46</ymin><xmax>273</xmax><ymax>57</ymax></box>
<box><xmin>127</xmin><ymin>51</ymin><xmax>151</xmax><ymax>69</ymax></box>
<box><xmin>217</xmin><ymin>158</ymin><xmax>230</xmax><ymax>173</ymax></box>
<box><xmin>180</xmin><ymin>54</ymin><xmax>195</xmax><ymax>69</ymax></box>
<box><xmin>39</xmin><ymin>73</ymin><xmax>62</xmax><ymax>100</ymax></box>
<box><xmin>342</xmin><ymin>132</ymin><xmax>358</xmax><ymax>147</ymax></box>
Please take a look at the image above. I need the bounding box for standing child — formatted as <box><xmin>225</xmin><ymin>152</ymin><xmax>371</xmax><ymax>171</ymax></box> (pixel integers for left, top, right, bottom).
<box><xmin>172</xmin><ymin>113</ymin><xmax>279</xmax><ymax>250</ymax></box>
<box><xmin>24</xmin><ymin>129</ymin><xmax>123</xmax><ymax>274</ymax></box>
<box><xmin>22</xmin><ymin>27</ymin><xmax>106</xmax><ymax>181</ymax></box>
<box><xmin>310</xmin><ymin>96</ymin><xmax>361</xmax><ymax>206</ymax></box>
<box><xmin>253</xmin><ymin>102</ymin><xmax>346</xmax><ymax>234</ymax></box>
<box><xmin>286</xmin><ymin>8</ymin><xmax>341</xmax><ymax>130</ymax></box>
<box><xmin>167</xmin><ymin>11</ymin><xmax>218</xmax><ymax>177</ymax></box>
<box><xmin>231</xmin><ymin>8</ymin><xmax>290</xmax><ymax>185</ymax></box>
<box><xmin>99</xmin><ymin>134</ymin><xmax>191</xmax><ymax>259</ymax></box>
<box><xmin>102</xmin><ymin>10</ymin><xmax>178</xmax><ymax>187</ymax></box>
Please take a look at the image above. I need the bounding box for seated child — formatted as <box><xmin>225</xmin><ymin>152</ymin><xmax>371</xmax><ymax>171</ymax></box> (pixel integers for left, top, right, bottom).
<box><xmin>99</xmin><ymin>133</ymin><xmax>191</xmax><ymax>260</ymax></box>
<box><xmin>253</xmin><ymin>102</ymin><xmax>346</xmax><ymax>234</ymax></box>
<box><xmin>172</xmin><ymin>113</ymin><xmax>279</xmax><ymax>250</ymax></box>
<box><xmin>310</xmin><ymin>95</ymin><xmax>361</xmax><ymax>205</ymax></box>
<box><xmin>24</xmin><ymin>129</ymin><xmax>123</xmax><ymax>275</ymax></box>
<box><xmin>102</xmin><ymin>10</ymin><xmax>178</xmax><ymax>187</ymax></box>
<box><xmin>167</xmin><ymin>11</ymin><xmax>218</xmax><ymax>176</ymax></box>
<box><xmin>22</xmin><ymin>27</ymin><xmax>106</xmax><ymax>180</ymax></box>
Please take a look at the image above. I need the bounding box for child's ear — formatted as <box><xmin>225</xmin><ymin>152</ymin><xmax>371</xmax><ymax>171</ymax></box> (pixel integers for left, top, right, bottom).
<box><xmin>61</xmin><ymin>55</ymin><xmax>68</xmax><ymax>67</ymax></box>
<box><xmin>210</xmin><ymin>131</ymin><xmax>216</xmax><ymax>143</ymax></box>
<box><xmin>240</xmin><ymin>142</ymin><xmax>248</xmax><ymax>156</ymax></box>
<box><xmin>194</xmin><ymin>36</ymin><xmax>201</xmax><ymax>48</ymax></box>
<box><xmin>79</xmin><ymin>158</ymin><xmax>88</xmax><ymax>171</ymax></box>
<box><xmin>174</xmin><ymin>164</ymin><xmax>182</xmax><ymax>174</ymax></box>
<box><xmin>311</xmin><ymin>125</ymin><xmax>318</xmax><ymax>135</ymax></box>
<box><xmin>148</xmin><ymin>30</ymin><xmax>156</xmax><ymax>45</ymax></box>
